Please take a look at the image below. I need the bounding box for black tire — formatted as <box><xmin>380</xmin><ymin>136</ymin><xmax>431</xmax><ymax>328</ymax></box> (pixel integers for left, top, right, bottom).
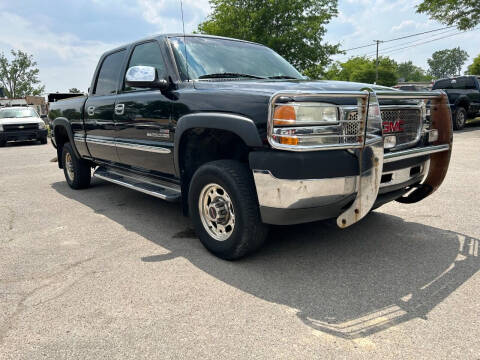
<box><xmin>453</xmin><ymin>107</ymin><xmax>467</xmax><ymax>130</ymax></box>
<box><xmin>0</xmin><ymin>140</ymin><xmax>6</xmax><ymax>147</ymax></box>
<box><xmin>188</xmin><ymin>160</ymin><xmax>268</xmax><ymax>260</ymax></box>
<box><xmin>40</xmin><ymin>136</ymin><xmax>47</xmax><ymax>145</ymax></box>
<box><xmin>62</xmin><ymin>142</ymin><xmax>91</xmax><ymax>189</ymax></box>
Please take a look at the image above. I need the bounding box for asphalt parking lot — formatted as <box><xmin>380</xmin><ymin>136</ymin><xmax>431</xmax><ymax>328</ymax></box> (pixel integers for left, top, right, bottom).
<box><xmin>1</xmin><ymin>125</ymin><xmax>479</xmax><ymax>359</ymax></box>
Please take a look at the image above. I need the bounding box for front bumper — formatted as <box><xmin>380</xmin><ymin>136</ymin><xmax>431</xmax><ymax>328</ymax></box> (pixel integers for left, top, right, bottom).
<box><xmin>0</xmin><ymin>129</ymin><xmax>47</xmax><ymax>143</ymax></box>
<box><xmin>251</xmin><ymin>144</ymin><xmax>450</xmax><ymax>226</ymax></box>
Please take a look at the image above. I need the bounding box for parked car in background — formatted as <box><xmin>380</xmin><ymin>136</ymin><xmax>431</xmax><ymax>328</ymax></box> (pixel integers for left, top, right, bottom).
<box><xmin>49</xmin><ymin>34</ymin><xmax>453</xmax><ymax>259</ymax></box>
<box><xmin>0</xmin><ymin>107</ymin><xmax>48</xmax><ymax>147</ymax></box>
<box><xmin>432</xmin><ymin>76</ymin><xmax>480</xmax><ymax>130</ymax></box>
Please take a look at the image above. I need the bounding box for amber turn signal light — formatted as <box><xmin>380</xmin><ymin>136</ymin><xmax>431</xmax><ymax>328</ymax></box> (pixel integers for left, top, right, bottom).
<box><xmin>273</xmin><ymin>105</ymin><xmax>296</xmax><ymax>126</ymax></box>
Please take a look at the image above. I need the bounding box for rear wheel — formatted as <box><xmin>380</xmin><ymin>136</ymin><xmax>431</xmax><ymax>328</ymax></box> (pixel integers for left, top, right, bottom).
<box><xmin>453</xmin><ymin>107</ymin><xmax>467</xmax><ymax>130</ymax></box>
<box><xmin>188</xmin><ymin>160</ymin><xmax>268</xmax><ymax>260</ymax></box>
<box><xmin>62</xmin><ymin>142</ymin><xmax>91</xmax><ymax>189</ymax></box>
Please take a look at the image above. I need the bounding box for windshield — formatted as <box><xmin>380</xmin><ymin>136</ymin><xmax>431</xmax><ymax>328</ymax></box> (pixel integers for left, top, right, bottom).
<box><xmin>169</xmin><ymin>36</ymin><xmax>303</xmax><ymax>81</ymax></box>
<box><xmin>0</xmin><ymin>107</ymin><xmax>38</xmax><ymax>119</ymax></box>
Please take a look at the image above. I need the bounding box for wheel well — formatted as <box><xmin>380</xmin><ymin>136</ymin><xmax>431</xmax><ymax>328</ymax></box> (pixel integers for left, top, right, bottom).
<box><xmin>179</xmin><ymin>128</ymin><xmax>251</xmax><ymax>214</ymax></box>
<box><xmin>54</xmin><ymin>125</ymin><xmax>69</xmax><ymax>168</ymax></box>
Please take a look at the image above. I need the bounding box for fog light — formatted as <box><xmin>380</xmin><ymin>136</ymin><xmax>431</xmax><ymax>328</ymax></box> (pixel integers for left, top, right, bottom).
<box><xmin>428</xmin><ymin>129</ymin><xmax>438</xmax><ymax>143</ymax></box>
<box><xmin>384</xmin><ymin>135</ymin><xmax>396</xmax><ymax>149</ymax></box>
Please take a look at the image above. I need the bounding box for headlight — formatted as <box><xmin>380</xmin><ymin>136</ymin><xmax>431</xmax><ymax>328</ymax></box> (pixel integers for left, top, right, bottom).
<box><xmin>272</xmin><ymin>102</ymin><xmax>340</xmax><ymax>146</ymax></box>
<box><xmin>38</xmin><ymin>122</ymin><xmax>46</xmax><ymax>130</ymax></box>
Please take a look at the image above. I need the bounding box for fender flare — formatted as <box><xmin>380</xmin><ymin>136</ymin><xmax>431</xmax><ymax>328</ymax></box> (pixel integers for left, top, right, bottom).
<box><xmin>173</xmin><ymin>112</ymin><xmax>263</xmax><ymax>178</ymax></box>
<box><xmin>52</xmin><ymin>118</ymin><xmax>81</xmax><ymax>159</ymax></box>
<box><xmin>454</xmin><ymin>95</ymin><xmax>470</xmax><ymax>110</ymax></box>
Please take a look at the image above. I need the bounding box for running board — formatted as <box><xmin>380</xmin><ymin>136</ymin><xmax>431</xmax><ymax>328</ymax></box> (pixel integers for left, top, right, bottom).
<box><xmin>93</xmin><ymin>166</ymin><xmax>181</xmax><ymax>202</ymax></box>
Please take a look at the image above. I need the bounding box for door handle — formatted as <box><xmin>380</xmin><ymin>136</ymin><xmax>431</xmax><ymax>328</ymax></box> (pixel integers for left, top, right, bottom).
<box><xmin>115</xmin><ymin>104</ymin><xmax>125</xmax><ymax>116</ymax></box>
<box><xmin>87</xmin><ymin>106</ymin><xmax>95</xmax><ymax>117</ymax></box>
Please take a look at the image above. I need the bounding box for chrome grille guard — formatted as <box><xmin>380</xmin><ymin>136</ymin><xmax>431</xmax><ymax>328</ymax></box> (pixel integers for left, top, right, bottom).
<box><xmin>266</xmin><ymin>89</ymin><xmax>452</xmax><ymax>228</ymax></box>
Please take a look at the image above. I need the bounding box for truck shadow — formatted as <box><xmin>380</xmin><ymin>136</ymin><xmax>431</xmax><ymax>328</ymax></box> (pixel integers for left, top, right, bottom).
<box><xmin>52</xmin><ymin>179</ymin><xmax>479</xmax><ymax>340</ymax></box>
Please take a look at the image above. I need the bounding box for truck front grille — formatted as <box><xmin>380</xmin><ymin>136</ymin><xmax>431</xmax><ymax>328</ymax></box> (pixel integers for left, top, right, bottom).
<box><xmin>3</xmin><ymin>123</ymin><xmax>38</xmax><ymax>132</ymax></box>
<box><xmin>345</xmin><ymin>108</ymin><xmax>422</xmax><ymax>150</ymax></box>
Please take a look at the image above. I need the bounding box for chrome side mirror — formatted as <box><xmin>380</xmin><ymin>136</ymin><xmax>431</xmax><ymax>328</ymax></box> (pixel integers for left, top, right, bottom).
<box><xmin>125</xmin><ymin>66</ymin><xmax>168</xmax><ymax>90</ymax></box>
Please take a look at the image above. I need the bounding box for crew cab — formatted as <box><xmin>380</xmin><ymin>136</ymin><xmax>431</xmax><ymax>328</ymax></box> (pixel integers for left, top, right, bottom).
<box><xmin>432</xmin><ymin>75</ymin><xmax>480</xmax><ymax>130</ymax></box>
<box><xmin>49</xmin><ymin>34</ymin><xmax>453</xmax><ymax>259</ymax></box>
<box><xmin>0</xmin><ymin>107</ymin><xmax>48</xmax><ymax>147</ymax></box>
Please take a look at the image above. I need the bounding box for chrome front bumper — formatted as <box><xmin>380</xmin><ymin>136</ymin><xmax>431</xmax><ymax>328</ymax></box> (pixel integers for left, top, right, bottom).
<box><xmin>252</xmin><ymin>144</ymin><xmax>449</xmax><ymax>226</ymax></box>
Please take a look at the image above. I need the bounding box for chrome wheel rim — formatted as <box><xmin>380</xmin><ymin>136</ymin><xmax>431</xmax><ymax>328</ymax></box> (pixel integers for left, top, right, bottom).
<box><xmin>457</xmin><ymin>111</ymin><xmax>465</xmax><ymax>127</ymax></box>
<box><xmin>65</xmin><ymin>153</ymin><xmax>75</xmax><ymax>181</ymax></box>
<box><xmin>198</xmin><ymin>183</ymin><xmax>235</xmax><ymax>241</ymax></box>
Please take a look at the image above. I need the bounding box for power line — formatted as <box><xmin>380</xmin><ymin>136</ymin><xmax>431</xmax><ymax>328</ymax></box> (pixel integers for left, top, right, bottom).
<box><xmin>341</xmin><ymin>25</ymin><xmax>456</xmax><ymax>52</ymax></box>
<box><xmin>363</xmin><ymin>28</ymin><xmax>458</xmax><ymax>56</ymax></box>
<box><xmin>366</xmin><ymin>30</ymin><xmax>471</xmax><ymax>58</ymax></box>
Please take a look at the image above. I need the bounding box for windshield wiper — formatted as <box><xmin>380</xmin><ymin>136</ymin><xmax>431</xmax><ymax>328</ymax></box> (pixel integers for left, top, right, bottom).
<box><xmin>198</xmin><ymin>72</ymin><xmax>266</xmax><ymax>80</ymax></box>
<box><xmin>268</xmin><ymin>75</ymin><xmax>299</xmax><ymax>80</ymax></box>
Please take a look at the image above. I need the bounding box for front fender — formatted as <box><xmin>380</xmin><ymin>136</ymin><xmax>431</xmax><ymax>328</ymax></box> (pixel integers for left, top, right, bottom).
<box><xmin>173</xmin><ymin>112</ymin><xmax>263</xmax><ymax>177</ymax></box>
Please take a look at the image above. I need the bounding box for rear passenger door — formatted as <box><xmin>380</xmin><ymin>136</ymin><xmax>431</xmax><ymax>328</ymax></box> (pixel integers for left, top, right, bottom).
<box><xmin>114</xmin><ymin>41</ymin><xmax>175</xmax><ymax>176</ymax></box>
<box><xmin>84</xmin><ymin>49</ymin><xmax>126</xmax><ymax>163</ymax></box>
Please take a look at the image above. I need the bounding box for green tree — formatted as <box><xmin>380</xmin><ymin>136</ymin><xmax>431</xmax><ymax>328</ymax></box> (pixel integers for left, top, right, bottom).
<box><xmin>397</xmin><ymin>61</ymin><xmax>432</xmax><ymax>82</ymax></box>
<box><xmin>69</xmin><ymin>88</ymin><xmax>82</xmax><ymax>93</ymax></box>
<box><xmin>325</xmin><ymin>56</ymin><xmax>398</xmax><ymax>86</ymax></box>
<box><xmin>467</xmin><ymin>54</ymin><xmax>480</xmax><ymax>75</ymax></box>
<box><xmin>417</xmin><ymin>0</ymin><xmax>480</xmax><ymax>30</ymax></box>
<box><xmin>0</xmin><ymin>50</ymin><xmax>44</xmax><ymax>98</ymax></box>
<box><xmin>197</xmin><ymin>0</ymin><xmax>340</xmax><ymax>78</ymax></box>
<box><xmin>427</xmin><ymin>47</ymin><xmax>469</xmax><ymax>78</ymax></box>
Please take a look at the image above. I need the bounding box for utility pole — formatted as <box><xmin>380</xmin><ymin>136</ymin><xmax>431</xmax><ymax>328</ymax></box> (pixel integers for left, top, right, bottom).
<box><xmin>374</xmin><ymin>40</ymin><xmax>383</xmax><ymax>84</ymax></box>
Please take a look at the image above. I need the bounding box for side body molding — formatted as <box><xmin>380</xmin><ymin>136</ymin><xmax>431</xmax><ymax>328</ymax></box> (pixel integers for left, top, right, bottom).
<box><xmin>174</xmin><ymin>112</ymin><xmax>263</xmax><ymax>177</ymax></box>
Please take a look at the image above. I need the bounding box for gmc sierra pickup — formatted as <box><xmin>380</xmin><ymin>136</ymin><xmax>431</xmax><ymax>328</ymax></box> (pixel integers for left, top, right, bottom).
<box><xmin>49</xmin><ymin>34</ymin><xmax>453</xmax><ymax>259</ymax></box>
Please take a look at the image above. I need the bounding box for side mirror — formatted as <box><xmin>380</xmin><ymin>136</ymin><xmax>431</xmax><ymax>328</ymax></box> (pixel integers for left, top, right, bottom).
<box><xmin>125</xmin><ymin>66</ymin><xmax>168</xmax><ymax>91</ymax></box>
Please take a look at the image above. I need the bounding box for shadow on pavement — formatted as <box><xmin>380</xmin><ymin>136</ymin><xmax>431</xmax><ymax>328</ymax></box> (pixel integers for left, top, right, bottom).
<box><xmin>52</xmin><ymin>179</ymin><xmax>479</xmax><ymax>340</ymax></box>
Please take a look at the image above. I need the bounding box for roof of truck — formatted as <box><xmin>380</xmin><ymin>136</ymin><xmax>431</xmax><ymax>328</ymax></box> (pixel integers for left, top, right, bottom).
<box><xmin>103</xmin><ymin>34</ymin><xmax>264</xmax><ymax>57</ymax></box>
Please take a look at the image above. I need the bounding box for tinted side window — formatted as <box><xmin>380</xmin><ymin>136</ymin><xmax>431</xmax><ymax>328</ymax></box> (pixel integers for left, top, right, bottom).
<box><xmin>433</xmin><ymin>79</ymin><xmax>452</xmax><ymax>90</ymax></box>
<box><xmin>464</xmin><ymin>77</ymin><xmax>477</xmax><ymax>89</ymax></box>
<box><xmin>124</xmin><ymin>42</ymin><xmax>166</xmax><ymax>91</ymax></box>
<box><xmin>94</xmin><ymin>50</ymin><xmax>126</xmax><ymax>96</ymax></box>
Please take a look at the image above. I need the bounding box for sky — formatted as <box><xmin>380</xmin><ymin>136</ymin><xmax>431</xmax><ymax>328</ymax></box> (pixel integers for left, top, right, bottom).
<box><xmin>0</xmin><ymin>0</ymin><xmax>478</xmax><ymax>93</ymax></box>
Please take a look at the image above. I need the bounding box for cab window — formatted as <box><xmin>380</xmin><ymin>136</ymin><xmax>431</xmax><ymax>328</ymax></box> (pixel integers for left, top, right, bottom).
<box><xmin>124</xmin><ymin>41</ymin><xmax>166</xmax><ymax>91</ymax></box>
<box><xmin>94</xmin><ymin>50</ymin><xmax>126</xmax><ymax>96</ymax></box>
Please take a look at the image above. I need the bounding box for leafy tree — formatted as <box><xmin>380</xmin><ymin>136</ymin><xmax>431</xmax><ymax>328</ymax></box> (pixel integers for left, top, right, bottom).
<box><xmin>467</xmin><ymin>54</ymin><xmax>480</xmax><ymax>75</ymax></box>
<box><xmin>197</xmin><ymin>0</ymin><xmax>340</xmax><ymax>78</ymax></box>
<box><xmin>325</xmin><ymin>56</ymin><xmax>398</xmax><ymax>86</ymax></box>
<box><xmin>69</xmin><ymin>88</ymin><xmax>82</xmax><ymax>93</ymax></box>
<box><xmin>0</xmin><ymin>50</ymin><xmax>44</xmax><ymax>98</ymax></box>
<box><xmin>427</xmin><ymin>47</ymin><xmax>469</xmax><ymax>78</ymax></box>
<box><xmin>417</xmin><ymin>0</ymin><xmax>480</xmax><ymax>30</ymax></box>
<box><xmin>397</xmin><ymin>61</ymin><xmax>432</xmax><ymax>82</ymax></box>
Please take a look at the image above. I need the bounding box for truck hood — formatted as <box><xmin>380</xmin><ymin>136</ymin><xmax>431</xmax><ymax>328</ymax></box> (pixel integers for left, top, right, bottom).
<box><xmin>193</xmin><ymin>79</ymin><xmax>397</xmax><ymax>95</ymax></box>
<box><xmin>0</xmin><ymin>117</ymin><xmax>43</xmax><ymax>125</ymax></box>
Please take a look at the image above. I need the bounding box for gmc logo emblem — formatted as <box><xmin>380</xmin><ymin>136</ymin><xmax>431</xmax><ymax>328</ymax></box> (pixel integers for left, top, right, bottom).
<box><xmin>383</xmin><ymin>120</ymin><xmax>404</xmax><ymax>133</ymax></box>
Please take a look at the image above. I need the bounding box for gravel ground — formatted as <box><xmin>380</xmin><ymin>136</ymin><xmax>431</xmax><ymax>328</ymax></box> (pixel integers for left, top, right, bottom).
<box><xmin>1</xmin><ymin>126</ymin><xmax>479</xmax><ymax>359</ymax></box>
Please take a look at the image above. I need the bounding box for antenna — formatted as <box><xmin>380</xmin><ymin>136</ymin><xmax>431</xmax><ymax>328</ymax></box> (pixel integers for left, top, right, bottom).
<box><xmin>180</xmin><ymin>0</ymin><xmax>190</xmax><ymax>81</ymax></box>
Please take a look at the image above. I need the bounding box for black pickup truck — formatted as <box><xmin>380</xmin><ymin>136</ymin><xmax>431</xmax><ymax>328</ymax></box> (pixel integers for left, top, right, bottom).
<box><xmin>432</xmin><ymin>75</ymin><xmax>480</xmax><ymax>130</ymax></box>
<box><xmin>49</xmin><ymin>34</ymin><xmax>453</xmax><ymax>259</ymax></box>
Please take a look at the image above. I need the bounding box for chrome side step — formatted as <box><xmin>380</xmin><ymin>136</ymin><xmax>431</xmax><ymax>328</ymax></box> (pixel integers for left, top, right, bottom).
<box><xmin>93</xmin><ymin>166</ymin><xmax>181</xmax><ymax>202</ymax></box>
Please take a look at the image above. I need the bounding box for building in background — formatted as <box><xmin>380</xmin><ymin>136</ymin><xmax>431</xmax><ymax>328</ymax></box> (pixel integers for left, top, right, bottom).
<box><xmin>0</xmin><ymin>96</ymin><xmax>47</xmax><ymax>117</ymax></box>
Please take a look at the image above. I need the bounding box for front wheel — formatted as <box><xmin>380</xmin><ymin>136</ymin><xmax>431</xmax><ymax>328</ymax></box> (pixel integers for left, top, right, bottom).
<box><xmin>40</xmin><ymin>136</ymin><xmax>47</xmax><ymax>145</ymax></box>
<box><xmin>62</xmin><ymin>142</ymin><xmax>91</xmax><ymax>189</ymax></box>
<box><xmin>453</xmin><ymin>107</ymin><xmax>467</xmax><ymax>130</ymax></box>
<box><xmin>188</xmin><ymin>160</ymin><xmax>268</xmax><ymax>260</ymax></box>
